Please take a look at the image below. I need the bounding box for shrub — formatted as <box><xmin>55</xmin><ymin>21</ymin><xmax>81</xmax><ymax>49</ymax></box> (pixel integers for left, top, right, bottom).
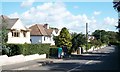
<box><xmin>4</xmin><ymin>44</ymin><xmax>50</xmax><ymax>56</ymax></box>
<box><xmin>49</xmin><ymin>47</ymin><xmax>58</xmax><ymax>57</ymax></box>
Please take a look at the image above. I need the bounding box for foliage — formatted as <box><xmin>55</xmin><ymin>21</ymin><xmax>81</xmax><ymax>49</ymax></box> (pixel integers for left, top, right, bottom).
<box><xmin>49</xmin><ymin>47</ymin><xmax>58</xmax><ymax>57</ymax></box>
<box><xmin>70</xmin><ymin>33</ymin><xmax>86</xmax><ymax>53</ymax></box>
<box><xmin>71</xmin><ymin>32</ymin><xmax>78</xmax><ymax>39</ymax></box>
<box><xmin>113</xmin><ymin>0</ymin><xmax>120</xmax><ymax>32</ymax></box>
<box><xmin>92</xmin><ymin>30</ymin><xmax>119</xmax><ymax>44</ymax></box>
<box><xmin>0</xmin><ymin>18</ymin><xmax>8</xmax><ymax>44</ymax></box>
<box><xmin>0</xmin><ymin>17</ymin><xmax>9</xmax><ymax>55</ymax></box>
<box><xmin>3</xmin><ymin>44</ymin><xmax>50</xmax><ymax>56</ymax></box>
<box><xmin>54</xmin><ymin>27</ymin><xmax>72</xmax><ymax>48</ymax></box>
<box><xmin>112</xmin><ymin>0</ymin><xmax>120</xmax><ymax>65</ymax></box>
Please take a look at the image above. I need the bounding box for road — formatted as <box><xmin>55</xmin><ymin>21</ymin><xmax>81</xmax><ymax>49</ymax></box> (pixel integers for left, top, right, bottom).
<box><xmin>2</xmin><ymin>45</ymin><xmax>119</xmax><ymax>72</ymax></box>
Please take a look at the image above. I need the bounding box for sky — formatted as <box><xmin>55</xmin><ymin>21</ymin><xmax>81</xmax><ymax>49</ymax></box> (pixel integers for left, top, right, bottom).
<box><xmin>1</xmin><ymin>0</ymin><xmax>119</xmax><ymax>34</ymax></box>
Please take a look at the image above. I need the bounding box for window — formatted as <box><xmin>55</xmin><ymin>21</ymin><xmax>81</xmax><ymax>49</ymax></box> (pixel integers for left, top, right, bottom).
<box><xmin>23</xmin><ymin>32</ymin><xmax>26</xmax><ymax>37</ymax></box>
<box><xmin>12</xmin><ymin>31</ymin><xmax>20</xmax><ymax>37</ymax></box>
<box><xmin>44</xmin><ymin>37</ymin><xmax>45</xmax><ymax>41</ymax></box>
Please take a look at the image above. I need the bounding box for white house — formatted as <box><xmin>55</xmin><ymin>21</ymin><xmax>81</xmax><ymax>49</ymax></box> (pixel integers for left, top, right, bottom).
<box><xmin>29</xmin><ymin>24</ymin><xmax>60</xmax><ymax>45</ymax></box>
<box><xmin>88</xmin><ymin>35</ymin><xmax>95</xmax><ymax>42</ymax></box>
<box><xmin>0</xmin><ymin>15</ymin><xmax>31</xmax><ymax>44</ymax></box>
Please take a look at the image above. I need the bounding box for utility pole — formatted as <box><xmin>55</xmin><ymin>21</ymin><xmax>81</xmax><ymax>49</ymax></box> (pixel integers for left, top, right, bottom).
<box><xmin>100</xmin><ymin>32</ymin><xmax>101</xmax><ymax>40</ymax></box>
<box><xmin>86</xmin><ymin>23</ymin><xmax>88</xmax><ymax>52</ymax></box>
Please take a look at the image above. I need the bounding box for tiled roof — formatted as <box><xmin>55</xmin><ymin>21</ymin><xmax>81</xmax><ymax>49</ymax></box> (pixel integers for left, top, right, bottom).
<box><xmin>29</xmin><ymin>24</ymin><xmax>58</xmax><ymax>36</ymax></box>
<box><xmin>29</xmin><ymin>24</ymin><xmax>48</xmax><ymax>36</ymax></box>
<box><xmin>0</xmin><ymin>15</ymin><xmax>18</xmax><ymax>30</ymax></box>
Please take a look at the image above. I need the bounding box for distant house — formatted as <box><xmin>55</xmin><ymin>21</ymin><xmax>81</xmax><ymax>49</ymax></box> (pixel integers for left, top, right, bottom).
<box><xmin>0</xmin><ymin>15</ymin><xmax>31</xmax><ymax>44</ymax></box>
<box><xmin>29</xmin><ymin>24</ymin><xmax>60</xmax><ymax>45</ymax></box>
<box><xmin>88</xmin><ymin>35</ymin><xmax>95</xmax><ymax>42</ymax></box>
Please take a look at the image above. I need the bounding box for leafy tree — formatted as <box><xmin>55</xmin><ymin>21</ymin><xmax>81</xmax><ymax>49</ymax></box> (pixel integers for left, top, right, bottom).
<box><xmin>54</xmin><ymin>27</ymin><xmax>72</xmax><ymax>48</ymax></box>
<box><xmin>0</xmin><ymin>16</ymin><xmax>8</xmax><ymax>44</ymax></box>
<box><xmin>113</xmin><ymin>0</ymin><xmax>120</xmax><ymax>32</ymax></box>
<box><xmin>71</xmin><ymin>32</ymin><xmax>77</xmax><ymax>39</ymax></box>
<box><xmin>0</xmin><ymin>16</ymin><xmax>8</xmax><ymax>55</ymax></box>
<box><xmin>70</xmin><ymin>33</ymin><xmax>86</xmax><ymax>53</ymax></box>
<box><xmin>92</xmin><ymin>30</ymin><xmax>109</xmax><ymax>44</ymax></box>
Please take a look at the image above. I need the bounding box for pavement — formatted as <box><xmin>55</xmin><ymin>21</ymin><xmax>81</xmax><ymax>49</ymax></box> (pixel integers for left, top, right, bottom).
<box><xmin>1</xmin><ymin>45</ymin><xmax>120</xmax><ymax>72</ymax></box>
<box><xmin>2</xmin><ymin>58</ymin><xmax>63</xmax><ymax>70</ymax></box>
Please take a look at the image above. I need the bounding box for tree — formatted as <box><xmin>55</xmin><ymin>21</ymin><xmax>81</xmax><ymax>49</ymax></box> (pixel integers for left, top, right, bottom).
<box><xmin>113</xmin><ymin>0</ymin><xmax>120</xmax><ymax>32</ymax></box>
<box><xmin>71</xmin><ymin>32</ymin><xmax>77</xmax><ymax>39</ymax></box>
<box><xmin>54</xmin><ymin>27</ymin><xmax>72</xmax><ymax>48</ymax></box>
<box><xmin>0</xmin><ymin>16</ymin><xmax>8</xmax><ymax>44</ymax></box>
<box><xmin>92</xmin><ymin>30</ymin><xmax>109</xmax><ymax>44</ymax></box>
<box><xmin>0</xmin><ymin>16</ymin><xmax>8</xmax><ymax>55</ymax></box>
<box><xmin>70</xmin><ymin>33</ymin><xmax>86</xmax><ymax>53</ymax></box>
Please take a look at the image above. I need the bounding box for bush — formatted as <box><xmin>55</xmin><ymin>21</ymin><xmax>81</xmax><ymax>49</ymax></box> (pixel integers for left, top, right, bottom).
<box><xmin>87</xmin><ymin>43</ymin><xmax>92</xmax><ymax>50</ymax></box>
<box><xmin>49</xmin><ymin>47</ymin><xmax>58</xmax><ymax>57</ymax></box>
<box><xmin>4</xmin><ymin>44</ymin><xmax>50</xmax><ymax>56</ymax></box>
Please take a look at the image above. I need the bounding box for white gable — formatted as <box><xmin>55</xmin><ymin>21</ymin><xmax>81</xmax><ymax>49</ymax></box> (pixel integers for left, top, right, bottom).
<box><xmin>11</xmin><ymin>19</ymin><xmax>26</xmax><ymax>30</ymax></box>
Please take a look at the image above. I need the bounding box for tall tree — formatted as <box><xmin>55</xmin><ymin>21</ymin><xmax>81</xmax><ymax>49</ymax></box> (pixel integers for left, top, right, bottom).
<box><xmin>54</xmin><ymin>27</ymin><xmax>72</xmax><ymax>48</ymax></box>
<box><xmin>113</xmin><ymin>0</ymin><xmax>120</xmax><ymax>32</ymax></box>
<box><xmin>0</xmin><ymin>16</ymin><xmax>8</xmax><ymax>55</ymax></box>
<box><xmin>0</xmin><ymin>16</ymin><xmax>8</xmax><ymax>44</ymax></box>
<box><xmin>70</xmin><ymin>33</ymin><xmax>86</xmax><ymax>53</ymax></box>
<box><xmin>92</xmin><ymin>30</ymin><xmax>109</xmax><ymax>44</ymax></box>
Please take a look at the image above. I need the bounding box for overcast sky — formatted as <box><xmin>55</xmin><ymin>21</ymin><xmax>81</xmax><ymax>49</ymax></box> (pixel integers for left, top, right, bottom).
<box><xmin>1</xmin><ymin>0</ymin><xmax>118</xmax><ymax>34</ymax></box>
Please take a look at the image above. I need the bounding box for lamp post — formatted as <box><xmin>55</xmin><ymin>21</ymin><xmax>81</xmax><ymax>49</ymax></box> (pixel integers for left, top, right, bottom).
<box><xmin>86</xmin><ymin>23</ymin><xmax>88</xmax><ymax>52</ymax></box>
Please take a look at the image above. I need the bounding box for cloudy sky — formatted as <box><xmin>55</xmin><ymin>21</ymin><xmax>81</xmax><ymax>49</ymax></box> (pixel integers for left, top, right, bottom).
<box><xmin>1</xmin><ymin>0</ymin><xmax>118</xmax><ymax>34</ymax></box>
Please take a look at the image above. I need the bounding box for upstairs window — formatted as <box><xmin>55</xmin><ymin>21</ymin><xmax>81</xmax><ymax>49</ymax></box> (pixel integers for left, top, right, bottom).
<box><xmin>12</xmin><ymin>31</ymin><xmax>20</xmax><ymax>37</ymax></box>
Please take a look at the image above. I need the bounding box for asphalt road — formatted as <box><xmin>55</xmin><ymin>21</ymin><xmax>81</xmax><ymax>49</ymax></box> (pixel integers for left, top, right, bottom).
<box><xmin>2</xmin><ymin>45</ymin><xmax>119</xmax><ymax>72</ymax></box>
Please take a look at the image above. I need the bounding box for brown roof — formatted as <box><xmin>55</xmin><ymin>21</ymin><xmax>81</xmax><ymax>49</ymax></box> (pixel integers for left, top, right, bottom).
<box><xmin>29</xmin><ymin>24</ymin><xmax>58</xmax><ymax>36</ymax></box>
<box><xmin>0</xmin><ymin>15</ymin><xmax>19</xmax><ymax>30</ymax></box>
<box><xmin>29</xmin><ymin>24</ymin><xmax>48</xmax><ymax>36</ymax></box>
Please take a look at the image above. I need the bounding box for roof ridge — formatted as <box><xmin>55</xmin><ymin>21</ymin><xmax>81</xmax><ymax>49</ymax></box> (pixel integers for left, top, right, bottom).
<box><xmin>36</xmin><ymin>24</ymin><xmax>43</xmax><ymax>35</ymax></box>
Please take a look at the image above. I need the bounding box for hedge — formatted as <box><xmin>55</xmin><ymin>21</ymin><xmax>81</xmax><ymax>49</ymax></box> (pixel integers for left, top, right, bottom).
<box><xmin>2</xmin><ymin>44</ymin><xmax>50</xmax><ymax>56</ymax></box>
<box><xmin>49</xmin><ymin>47</ymin><xmax>58</xmax><ymax>57</ymax></box>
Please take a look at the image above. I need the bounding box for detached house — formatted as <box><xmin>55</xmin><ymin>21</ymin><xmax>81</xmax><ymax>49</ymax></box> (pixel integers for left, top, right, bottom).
<box><xmin>0</xmin><ymin>15</ymin><xmax>31</xmax><ymax>44</ymax></box>
<box><xmin>29</xmin><ymin>24</ymin><xmax>60</xmax><ymax>45</ymax></box>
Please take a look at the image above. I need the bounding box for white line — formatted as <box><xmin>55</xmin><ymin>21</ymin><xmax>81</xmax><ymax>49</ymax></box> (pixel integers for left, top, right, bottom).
<box><xmin>67</xmin><ymin>60</ymin><xmax>95</xmax><ymax>72</ymax></box>
<box><xmin>67</xmin><ymin>64</ymin><xmax>83</xmax><ymax>72</ymax></box>
<box><xmin>85</xmin><ymin>60</ymin><xmax>93</xmax><ymax>64</ymax></box>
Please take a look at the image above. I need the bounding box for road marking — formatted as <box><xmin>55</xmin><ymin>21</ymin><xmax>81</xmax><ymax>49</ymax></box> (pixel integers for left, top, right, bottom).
<box><xmin>67</xmin><ymin>60</ymin><xmax>94</xmax><ymax>72</ymax></box>
<box><xmin>67</xmin><ymin>64</ymin><xmax>83</xmax><ymax>72</ymax></box>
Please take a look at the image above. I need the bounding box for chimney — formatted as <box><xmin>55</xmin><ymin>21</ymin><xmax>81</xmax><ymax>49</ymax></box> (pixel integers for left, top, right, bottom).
<box><xmin>44</xmin><ymin>24</ymin><xmax>49</xmax><ymax>29</ymax></box>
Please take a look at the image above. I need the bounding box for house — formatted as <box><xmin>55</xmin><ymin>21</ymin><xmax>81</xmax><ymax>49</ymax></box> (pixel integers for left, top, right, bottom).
<box><xmin>0</xmin><ymin>15</ymin><xmax>31</xmax><ymax>44</ymax></box>
<box><xmin>88</xmin><ymin>35</ymin><xmax>95</xmax><ymax>42</ymax></box>
<box><xmin>29</xmin><ymin>24</ymin><xmax>60</xmax><ymax>45</ymax></box>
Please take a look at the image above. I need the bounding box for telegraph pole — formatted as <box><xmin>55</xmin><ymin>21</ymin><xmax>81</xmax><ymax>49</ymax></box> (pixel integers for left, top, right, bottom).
<box><xmin>86</xmin><ymin>23</ymin><xmax>88</xmax><ymax>52</ymax></box>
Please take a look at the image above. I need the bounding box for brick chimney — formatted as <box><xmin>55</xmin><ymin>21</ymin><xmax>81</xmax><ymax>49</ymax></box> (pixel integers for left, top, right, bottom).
<box><xmin>44</xmin><ymin>24</ymin><xmax>49</xmax><ymax>29</ymax></box>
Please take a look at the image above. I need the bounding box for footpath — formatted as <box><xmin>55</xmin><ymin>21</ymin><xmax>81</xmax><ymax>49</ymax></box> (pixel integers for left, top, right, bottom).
<box><xmin>2</xmin><ymin>58</ymin><xmax>63</xmax><ymax>70</ymax></box>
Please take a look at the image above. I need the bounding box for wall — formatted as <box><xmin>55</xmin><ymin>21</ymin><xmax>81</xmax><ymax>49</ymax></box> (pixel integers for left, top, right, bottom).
<box><xmin>0</xmin><ymin>54</ymin><xmax>46</xmax><ymax>66</ymax></box>
<box><xmin>31</xmin><ymin>36</ymin><xmax>55</xmax><ymax>45</ymax></box>
<box><xmin>31</xmin><ymin>36</ymin><xmax>42</xmax><ymax>44</ymax></box>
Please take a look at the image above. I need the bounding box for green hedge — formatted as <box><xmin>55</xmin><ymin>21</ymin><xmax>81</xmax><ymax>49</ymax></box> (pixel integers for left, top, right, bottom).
<box><xmin>49</xmin><ymin>47</ymin><xmax>58</xmax><ymax>57</ymax></box>
<box><xmin>3</xmin><ymin>44</ymin><xmax>50</xmax><ymax>56</ymax></box>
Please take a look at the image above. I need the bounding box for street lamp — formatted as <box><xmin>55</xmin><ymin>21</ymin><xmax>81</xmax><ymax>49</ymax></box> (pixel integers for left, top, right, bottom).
<box><xmin>86</xmin><ymin>23</ymin><xmax>88</xmax><ymax>52</ymax></box>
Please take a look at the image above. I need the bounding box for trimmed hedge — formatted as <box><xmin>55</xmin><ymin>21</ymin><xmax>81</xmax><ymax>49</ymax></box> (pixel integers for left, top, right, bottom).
<box><xmin>3</xmin><ymin>44</ymin><xmax>50</xmax><ymax>56</ymax></box>
<box><xmin>49</xmin><ymin>47</ymin><xmax>58</xmax><ymax>57</ymax></box>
